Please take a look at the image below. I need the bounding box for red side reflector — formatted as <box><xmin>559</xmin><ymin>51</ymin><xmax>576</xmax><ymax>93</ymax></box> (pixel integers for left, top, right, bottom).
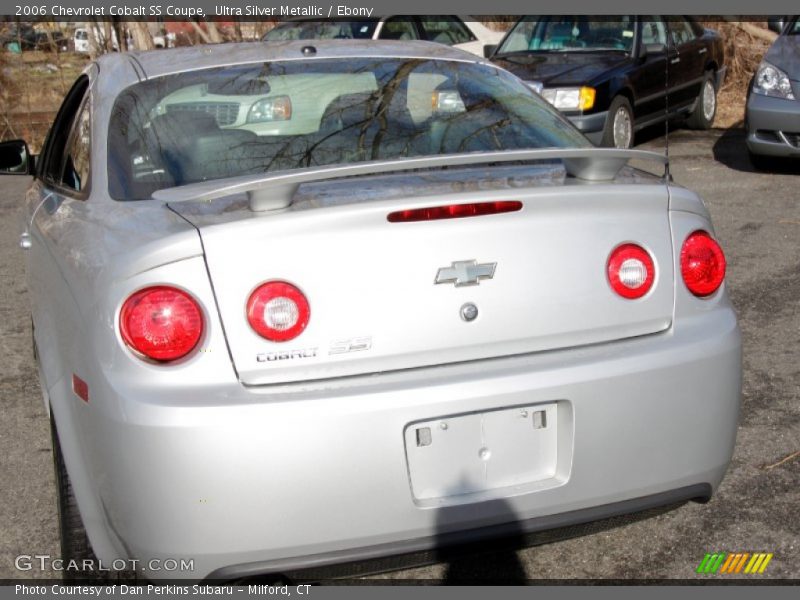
<box><xmin>72</xmin><ymin>374</ymin><xmax>89</xmax><ymax>403</ymax></box>
<box><xmin>387</xmin><ymin>201</ymin><xmax>522</xmax><ymax>223</ymax></box>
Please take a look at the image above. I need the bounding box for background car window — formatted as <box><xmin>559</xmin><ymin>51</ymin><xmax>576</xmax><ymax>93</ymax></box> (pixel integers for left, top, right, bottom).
<box><xmin>668</xmin><ymin>18</ymin><xmax>697</xmax><ymax>45</ymax></box>
<box><xmin>641</xmin><ymin>18</ymin><xmax>667</xmax><ymax>45</ymax></box>
<box><xmin>498</xmin><ymin>16</ymin><xmax>635</xmax><ymax>53</ymax></box>
<box><xmin>379</xmin><ymin>17</ymin><xmax>419</xmax><ymax>41</ymax></box>
<box><xmin>418</xmin><ymin>17</ymin><xmax>476</xmax><ymax>45</ymax></box>
<box><xmin>60</xmin><ymin>99</ymin><xmax>91</xmax><ymax>193</ymax></box>
<box><xmin>498</xmin><ymin>20</ymin><xmax>535</xmax><ymax>53</ymax></box>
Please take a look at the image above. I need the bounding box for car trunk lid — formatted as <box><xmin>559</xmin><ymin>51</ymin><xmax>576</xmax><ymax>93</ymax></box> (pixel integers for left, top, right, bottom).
<box><xmin>169</xmin><ymin>165</ymin><xmax>673</xmax><ymax>385</ymax></box>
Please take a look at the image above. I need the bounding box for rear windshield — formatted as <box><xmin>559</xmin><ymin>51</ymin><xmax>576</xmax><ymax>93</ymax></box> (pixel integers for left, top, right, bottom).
<box><xmin>263</xmin><ymin>21</ymin><xmax>378</xmax><ymax>41</ymax></box>
<box><xmin>788</xmin><ymin>18</ymin><xmax>800</xmax><ymax>35</ymax></box>
<box><xmin>108</xmin><ymin>57</ymin><xmax>588</xmax><ymax>201</ymax></box>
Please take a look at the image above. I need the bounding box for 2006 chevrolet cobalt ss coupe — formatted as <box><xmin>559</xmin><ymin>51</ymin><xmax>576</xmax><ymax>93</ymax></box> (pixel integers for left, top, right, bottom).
<box><xmin>0</xmin><ymin>40</ymin><xmax>740</xmax><ymax>581</ymax></box>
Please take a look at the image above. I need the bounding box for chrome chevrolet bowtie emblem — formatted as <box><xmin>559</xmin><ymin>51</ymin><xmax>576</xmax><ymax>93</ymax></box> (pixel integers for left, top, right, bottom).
<box><xmin>435</xmin><ymin>260</ymin><xmax>496</xmax><ymax>287</ymax></box>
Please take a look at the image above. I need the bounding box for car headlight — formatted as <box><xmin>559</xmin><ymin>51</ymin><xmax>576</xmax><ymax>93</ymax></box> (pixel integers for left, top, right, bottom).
<box><xmin>431</xmin><ymin>91</ymin><xmax>466</xmax><ymax>114</ymax></box>
<box><xmin>247</xmin><ymin>96</ymin><xmax>292</xmax><ymax>123</ymax></box>
<box><xmin>753</xmin><ymin>61</ymin><xmax>795</xmax><ymax>100</ymax></box>
<box><xmin>540</xmin><ymin>86</ymin><xmax>596</xmax><ymax>111</ymax></box>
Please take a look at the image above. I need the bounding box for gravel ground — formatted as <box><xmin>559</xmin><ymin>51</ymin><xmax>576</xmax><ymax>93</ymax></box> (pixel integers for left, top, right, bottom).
<box><xmin>0</xmin><ymin>127</ymin><xmax>797</xmax><ymax>583</ymax></box>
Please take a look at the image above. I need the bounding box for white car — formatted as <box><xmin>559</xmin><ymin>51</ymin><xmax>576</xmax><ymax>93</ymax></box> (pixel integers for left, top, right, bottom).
<box><xmin>152</xmin><ymin>30</ymin><xmax>176</xmax><ymax>49</ymax></box>
<box><xmin>262</xmin><ymin>16</ymin><xmax>504</xmax><ymax>57</ymax></box>
<box><xmin>73</xmin><ymin>28</ymin><xmax>89</xmax><ymax>53</ymax></box>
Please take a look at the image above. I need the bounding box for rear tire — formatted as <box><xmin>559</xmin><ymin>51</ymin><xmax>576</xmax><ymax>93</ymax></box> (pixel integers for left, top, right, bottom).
<box><xmin>687</xmin><ymin>72</ymin><xmax>717</xmax><ymax>130</ymax></box>
<box><xmin>51</xmin><ymin>413</ymin><xmax>140</xmax><ymax>583</ymax></box>
<box><xmin>601</xmin><ymin>96</ymin><xmax>634</xmax><ymax>149</ymax></box>
<box><xmin>51</xmin><ymin>414</ymin><xmax>101</xmax><ymax>583</ymax></box>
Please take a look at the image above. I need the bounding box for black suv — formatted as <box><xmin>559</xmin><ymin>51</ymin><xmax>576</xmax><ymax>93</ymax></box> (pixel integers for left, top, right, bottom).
<box><xmin>1</xmin><ymin>24</ymin><xmax>68</xmax><ymax>52</ymax></box>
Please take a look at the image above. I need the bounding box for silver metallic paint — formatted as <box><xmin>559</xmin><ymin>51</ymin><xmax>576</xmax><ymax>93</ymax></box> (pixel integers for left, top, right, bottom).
<box><xmin>22</xmin><ymin>40</ymin><xmax>741</xmax><ymax>581</ymax></box>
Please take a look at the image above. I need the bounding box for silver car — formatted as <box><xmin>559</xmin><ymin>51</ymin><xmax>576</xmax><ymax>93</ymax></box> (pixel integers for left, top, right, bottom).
<box><xmin>0</xmin><ymin>40</ymin><xmax>740</xmax><ymax>582</ymax></box>
<box><xmin>262</xmin><ymin>16</ymin><xmax>503</xmax><ymax>57</ymax></box>
<box><xmin>745</xmin><ymin>16</ymin><xmax>800</xmax><ymax>168</ymax></box>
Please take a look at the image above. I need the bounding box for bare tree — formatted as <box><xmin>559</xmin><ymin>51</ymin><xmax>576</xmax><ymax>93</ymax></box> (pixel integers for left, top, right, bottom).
<box><xmin>189</xmin><ymin>21</ymin><xmax>212</xmax><ymax>44</ymax></box>
<box><xmin>0</xmin><ymin>50</ymin><xmax>17</xmax><ymax>140</ymax></box>
<box><xmin>189</xmin><ymin>20</ymin><xmax>224</xmax><ymax>44</ymax></box>
<box><xmin>131</xmin><ymin>22</ymin><xmax>155</xmax><ymax>51</ymax></box>
<box><xmin>205</xmin><ymin>21</ymin><xmax>224</xmax><ymax>43</ymax></box>
<box><xmin>111</xmin><ymin>17</ymin><xmax>127</xmax><ymax>51</ymax></box>
<box><xmin>88</xmin><ymin>18</ymin><xmax>116</xmax><ymax>56</ymax></box>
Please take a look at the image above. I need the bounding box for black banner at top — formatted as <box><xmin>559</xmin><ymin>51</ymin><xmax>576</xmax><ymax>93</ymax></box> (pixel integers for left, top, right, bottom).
<box><xmin>0</xmin><ymin>0</ymin><xmax>798</xmax><ymax>19</ymax></box>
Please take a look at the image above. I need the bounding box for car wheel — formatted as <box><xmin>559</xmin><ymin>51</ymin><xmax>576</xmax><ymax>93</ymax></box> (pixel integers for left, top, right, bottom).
<box><xmin>601</xmin><ymin>96</ymin><xmax>634</xmax><ymax>149</ymax></box>
<box><xmin>51</xmin><ymin>414</ymin><xmax>140</xmax><ymax>583</ymax></box>
<box><xmin>51</xmin><ymin>413</ymin><xmax>102</xmax><ymax>582</ymax></box>
<box><xmin>687</xmin><ymin>73</ymin><xmax>717</xmax><ymax>130</ymax></box>
<box><xmin>51</xmin><ymin>413</ymin><xmax>114</xmax><ymax>583</ymax></box>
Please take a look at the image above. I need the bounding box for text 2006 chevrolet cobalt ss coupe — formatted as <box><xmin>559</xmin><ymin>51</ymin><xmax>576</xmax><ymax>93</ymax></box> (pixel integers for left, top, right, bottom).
<box><xmin>0</xmin><ymin>40</ymin><xmax>740</xmax><ymax>581</ymax></box>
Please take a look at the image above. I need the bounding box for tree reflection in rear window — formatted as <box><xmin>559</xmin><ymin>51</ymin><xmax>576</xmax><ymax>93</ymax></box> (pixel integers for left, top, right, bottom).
<box><xmin>107</xmin><ymin>58</ymin><xmax>588</xmax><ymax>201</ymax></box>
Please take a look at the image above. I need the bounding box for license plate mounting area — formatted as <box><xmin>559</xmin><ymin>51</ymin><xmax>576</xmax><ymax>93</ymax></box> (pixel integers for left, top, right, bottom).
<box><xmin>404</xmin><ymin>402</ymin><xmax>564</xmax><ymax>504</ymax></box>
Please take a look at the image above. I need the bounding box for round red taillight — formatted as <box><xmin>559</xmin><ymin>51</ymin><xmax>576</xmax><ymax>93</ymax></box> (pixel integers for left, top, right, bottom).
<box><xmin>247</xmin><ymin>281</ymin><xmax>310</xmax><ymax>342</ymax></box>
<box><xmin>680</xmin><ymin>231</ymin><xmax>726</xmax><ymax>297</ymax></box>
<box><xmin>120</xmin><ymin>286</ymin><xmax>204</xmax><ymax>362</ymax></box>
<box><xmin>607</xmin><ymin>244</ymin><xmax>656</xmax><ymax>299</ymax></box>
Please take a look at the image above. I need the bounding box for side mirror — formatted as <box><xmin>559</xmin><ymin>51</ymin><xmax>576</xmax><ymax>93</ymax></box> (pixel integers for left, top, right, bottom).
<box><xmin>641</xmin><ymin>42</ymin><xmax>667</xmax><ymax>58</ymax></box>
<box><xmin>483</xmin><ymin>44</ymin><xmax>498</xmax><ymax>59</ymax></box>
<box><xmin>767</xmin><ymin>18</ymin><xmax>784</xmax><ymax>34</ymax></box>
<box><xmin>0</xmin><ymin>140</ymin><xmax>33</xmax><ymax>175</ymax></box>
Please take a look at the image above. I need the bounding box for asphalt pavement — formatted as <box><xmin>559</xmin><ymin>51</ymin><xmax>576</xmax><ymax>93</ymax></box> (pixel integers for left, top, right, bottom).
<box><xmin>0</xmin><ymin>127</ymin><xmax>797</xmax><ymax>582</ymax></box>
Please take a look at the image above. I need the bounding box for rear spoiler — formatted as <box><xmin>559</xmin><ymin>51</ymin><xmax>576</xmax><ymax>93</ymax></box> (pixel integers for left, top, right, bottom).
<box><xmin>153</xmin><ymin>148</ymin><xmax>668</xmax><ymax>212</ymax></box>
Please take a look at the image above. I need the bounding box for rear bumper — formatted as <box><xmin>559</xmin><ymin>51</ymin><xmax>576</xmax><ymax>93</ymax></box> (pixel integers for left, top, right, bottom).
<box><xmin>208</xmin><ymin>483</ymin><xmax>711</xmax><ymax>581</ymax></box>
<box><xmin>80</xmin><ymin>308</ymin><xmax>740</xmax><ymax>581</ymax></box>
<box><xmin>745</xmin><ymin>91</ymin><xmax>800</xmax><ymax>157</ymax></box>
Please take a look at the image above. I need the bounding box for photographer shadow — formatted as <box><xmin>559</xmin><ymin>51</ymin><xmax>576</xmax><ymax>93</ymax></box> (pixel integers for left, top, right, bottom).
<box><xmin>433</xmin><ymin>476</ymin><xmax>527</xmax><ymax>584</ymax></box>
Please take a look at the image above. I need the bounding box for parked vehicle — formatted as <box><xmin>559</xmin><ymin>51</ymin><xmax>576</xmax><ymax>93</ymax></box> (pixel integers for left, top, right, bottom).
<box><xmin>73</xmin><ymin>25</ymin><xmax>117</xmax><ymax>54</ymax></box>
<box><xmin>1</xmin><ymin>24</ymin><xmax>68</xmax><ymax>52</ymax></box>
<box><xmin>487</xmin><ymin>16</ymin><xmax>726</xmax><ymax>148</ymax></box>
<box><xmin>1</xmin><ymin>25</ymin><xmax>38</xmax><ymax>51</ymax></box>
<box><xmin>162</xmin><ymin>19</ymin><xmax>498</xmax><ymax>136</ymax></box>
<box><xmin>0</xmin><ymin>40</ymin><xmax>740</xmax><ymax>582</ymax></box>
<box><xmin>744</xmin><ymin>16</ymin><xmax>800</xmax><ymax>168</ymax></box>
<box><xmin>73</xmin><ymin>28</ymin><xmax>90</xmax><ymax>53</ymax></box>
<box><xmin>263</xmin><ymin>16</ymin><xmax>503</xmax><ymax>57</ymax></box>
<box><xmin>151</xmin><ymin>29</ymin><xmax>176</xmax><ymax>49</ymax></box>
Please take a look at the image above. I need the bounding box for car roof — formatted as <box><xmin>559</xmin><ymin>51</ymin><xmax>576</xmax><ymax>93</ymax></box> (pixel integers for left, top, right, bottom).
<box><xmin>101</xmin><ymin>39</ymin><xmax>482</xmax><ymax>81</ymax></box>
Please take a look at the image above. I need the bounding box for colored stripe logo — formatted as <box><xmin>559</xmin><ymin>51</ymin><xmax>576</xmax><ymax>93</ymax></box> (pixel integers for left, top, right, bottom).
<box><xmin>696</xmin><ymin>552</ymin><xmax>773</xmax><ymax>574</ymax></box>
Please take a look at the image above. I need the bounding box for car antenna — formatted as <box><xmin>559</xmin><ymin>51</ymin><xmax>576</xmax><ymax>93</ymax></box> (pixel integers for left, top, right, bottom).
<box><xmin>663</xmin><ymin>20</ymin><xmax>672</xmax><ymax>182</ymax></box>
